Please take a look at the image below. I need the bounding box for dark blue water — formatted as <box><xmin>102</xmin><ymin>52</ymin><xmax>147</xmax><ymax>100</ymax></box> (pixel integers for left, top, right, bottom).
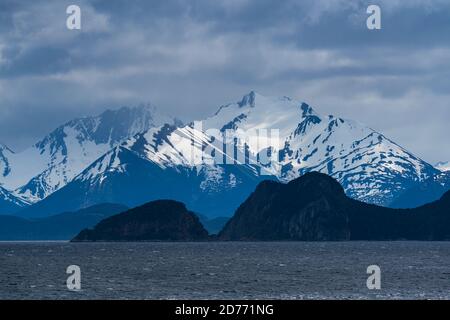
<box><xmin>1</xmin><ymin>241</ymin><xmax>450</xmax><ymax>299</ymax></box>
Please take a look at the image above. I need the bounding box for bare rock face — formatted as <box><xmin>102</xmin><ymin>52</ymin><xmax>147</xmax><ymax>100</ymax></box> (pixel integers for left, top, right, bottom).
<box><xmin>72</xmin><ymin>200</ymin><xmax>209</xmax><ymax>242</ymax></box>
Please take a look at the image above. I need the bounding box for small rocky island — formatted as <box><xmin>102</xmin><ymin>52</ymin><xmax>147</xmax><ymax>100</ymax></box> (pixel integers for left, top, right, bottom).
<box><xmin>72</xmin><ymin>200</ymin><xmax>209</xmax><ymax>241</ymax></box>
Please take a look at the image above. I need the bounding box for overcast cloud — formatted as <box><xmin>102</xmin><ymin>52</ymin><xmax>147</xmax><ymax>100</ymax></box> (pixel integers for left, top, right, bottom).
<box><xmin>0</xmin><ymin>0</ymin><xmax>449</xmax><ymax>163</ymax></box>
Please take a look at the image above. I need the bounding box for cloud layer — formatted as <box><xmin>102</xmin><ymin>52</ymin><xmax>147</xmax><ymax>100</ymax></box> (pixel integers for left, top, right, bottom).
<box><xmin>0</xmin><ymin>0</ymin><xmax>449</xmax><ymax>163</ymax></box>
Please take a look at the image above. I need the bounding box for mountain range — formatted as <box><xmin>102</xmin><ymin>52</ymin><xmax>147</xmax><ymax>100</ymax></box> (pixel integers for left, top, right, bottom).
<box><xmin>0</xmin><ymin>203</ymin><xmax>127</xmax><ymax>240</ymax></box>
<box><xmin>70</xmin><ymin>172</ymin><xmax>450</xmax><ymax>242</ymax></box>
<box><xmin>0</xmin><ymin>104</ymin><xmax>175</xmax><ymax>202</ymax></box>
<box><xmin>0</xmin><ymin>92</ymin><xmax>448</xmax><ymax>218</ymax></box>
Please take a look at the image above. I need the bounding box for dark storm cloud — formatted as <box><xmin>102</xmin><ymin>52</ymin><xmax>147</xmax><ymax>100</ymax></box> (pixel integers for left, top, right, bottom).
<box><xmin>0</xmin><ymin>0</ymin><xmax>449</xmax><ymax>164</ymax></box>
<box><xmin>0</xmin><ymin>46</ymin><xmax>72</xmax><ymax>77</ymax></box>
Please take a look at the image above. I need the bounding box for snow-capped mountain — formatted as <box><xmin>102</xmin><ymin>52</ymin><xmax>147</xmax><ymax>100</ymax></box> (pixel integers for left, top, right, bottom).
<box><xmin>21</xmin><ymin>91</ymin><xmax>441</xmax><ymax>218</ymax></box>
<box><xmin>21</xmin><ymin>145</ymin><xmax>266</xmax><ymax>218</ymax></box>
<box><xmin>0</xmin><ymin>186</ymin><xmax>28</xmax><ymax>214</ymax></box>
<box><xmin>436</xmin><ymin>161</ymin><xmax>450</xmax><ymax>172</ymax></box>
<box><xmin>0</xmin><ymin>105</ymin><xmax>176</xmax><ymax>203</ymax></box>
<box><xmin>192</xmin><ymin>91</ymin><xmax>438</xmax><ymax>205</ymax></box>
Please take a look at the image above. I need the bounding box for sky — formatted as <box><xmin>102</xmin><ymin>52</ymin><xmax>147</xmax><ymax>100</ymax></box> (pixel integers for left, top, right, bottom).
<box><xmin>0</xmin><ymin>0</ymin><xmax>449</xmax><ymax>164</ymax></box>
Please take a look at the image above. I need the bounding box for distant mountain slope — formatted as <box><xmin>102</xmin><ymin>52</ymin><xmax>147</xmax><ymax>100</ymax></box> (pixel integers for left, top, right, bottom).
<box><xmin>19</xmin><ymin>145</ymin><xmax>270</xmax><ymax>218</ymax></box>
<box><xmin>0</xmin><ymin>203</ymin><xmax>127</xmax><ymax>240</ymax></box>
<box><xmin>0</xmin><ymin>105</ymin><xmax>176</xmax><ymax>203</ymax></box>
<box><xmin>219</xmin><ymin>172</ymin><xmax>450</xmax><ymax>241</ymax></box>
<box><xmin>0</xmin><ymin>186</ymin><xmax>28</xmax><ymax>214</ymax></box>
<box><xmin>197</xmin><ymin>214</ymin><xmax>230</xmax><ymax>235</ymax></box>
<box><xmin>72</xmin><ymin>200</ymin><xmax>209</xmax><ymax>241</ymax></box>
<box><xmin>390</xmin><ymin>171</ymin><xmax>450</xmax><ymax>208</ymax></box>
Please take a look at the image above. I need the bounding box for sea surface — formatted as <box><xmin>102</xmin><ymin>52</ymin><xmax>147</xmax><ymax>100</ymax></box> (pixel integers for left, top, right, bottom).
<box><xmin>1</xmin><ymin>241</ymin><xmax>450</xmax><ymax>300</ymax></box>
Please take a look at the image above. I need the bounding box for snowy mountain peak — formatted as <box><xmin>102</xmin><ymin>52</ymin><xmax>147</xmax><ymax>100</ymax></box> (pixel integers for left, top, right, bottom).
<box><xmin>238</xmin><ymin>91</ymin><xmax>257</xmax><ymax>108</ymax></box>
<box><xmin>300</xmin><ymin>102</ymin><xmax>315</xmax><ymax>117</ymax></box>
<box><xmin>436</xmin><ymin>161</ymin><xmax>450</xmax><ymax>172</ymax></box>
<box><xmin>214</xmin><ymin>91</ymin><xmax>314</xmax><ymax>118</ymax></box>
<box><xmin>1</xmin><ymin>104</ymin><xmax>178</xmax><ymax>203</ymax></box>
<box><xmin>35</xmin><ymin>103</ymin><xmax>174</xmax><ymax>151</ymax></box>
